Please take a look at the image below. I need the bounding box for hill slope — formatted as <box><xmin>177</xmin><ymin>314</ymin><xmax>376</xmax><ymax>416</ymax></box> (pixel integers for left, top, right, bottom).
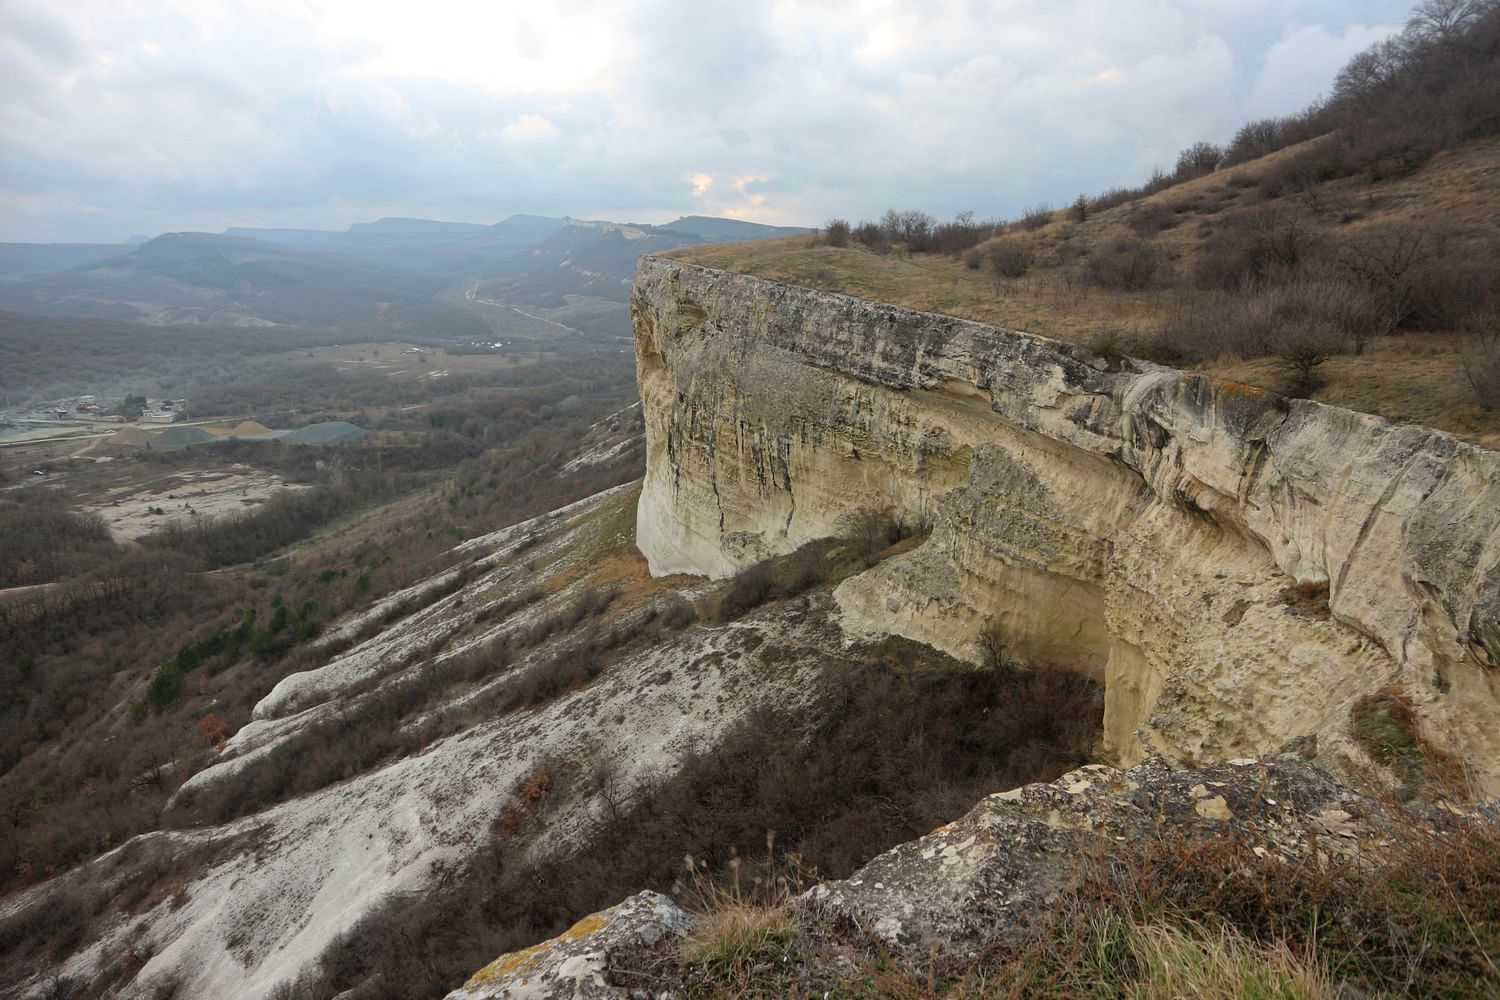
<box><xmin>0</xmin><ymin>232</ymin><xmax>490</xmax><ymax>337</ymax></box>
<box><xmin>671</xmin><ymin>136</ymin><xmax>1500</xmax><ymax>446</ymax></box>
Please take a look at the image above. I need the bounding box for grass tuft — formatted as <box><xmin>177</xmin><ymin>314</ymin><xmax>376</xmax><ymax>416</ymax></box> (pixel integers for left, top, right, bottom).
<box><xmin>1111</xmin><ymin>918</ymin><xmax>1335</xmax><ymax>999</ymax></box>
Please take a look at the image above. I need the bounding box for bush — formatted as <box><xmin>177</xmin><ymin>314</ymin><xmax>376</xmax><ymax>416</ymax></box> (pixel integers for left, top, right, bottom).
<box><xmin>1085</xmin><ymin>239</ymin><xmax>1167</xmax><ymax>291</ymax></box>
<box><xmin>1087</xmin><ymin>186</ymin><xmax>1144</xmax><ymax>214</ymax></box>
<box><xmin>1335</xmin><ymin>224</ymin><xmax>1431</xmax><ymax>328</ymax></box>
<box><xmin>1403</xmin><ymin>254</ymin><xmax>1500</xmax><ymax>331</ymax></box>
<box><xmin>1224</xmin><ymin>117</ymin><xmax>1293</xmax><ymax>165</ymax></box>
<box><xmin>851</xmin><ymin>221</ymin><xmax>889</xmax><ymax>253</ymax></box>
<box><xmin>1193</xmin><ymin>208</ymin><xmax>1317</xmax><ymax>291</ymax></box>
<box><xmin>879</xmin><ymin>209</ymin><xmax>936</xmax><ymax>250</ymax></box>
<box><xmin>1019</xmin><ymin>203</ymin><xmax>1054</xmax><ymax>231</ymax></box>
<box><xmin>986</xmin><ymin>238</ymin><xmax>1035</xmax><ymax>279</ymax></box>
<box><xmin>146</xmin><ymin>661</ymin><xmax>186</xmax><ymax>711</ymax></box>
<box><xmin>1274</xmin><ymin>328</ymin><xmax>1341</xmax><ymax>397</ymax></box>
<box><xmin>1256</xmin><ymin>140</ymin><xmax>1349</xmax><ymax>199</ymax></box>
<box><xmin>928</xmin><ymin>212</ymin><xmax>994</xmax><ymax>256</ymax></box>
<box><xmin>822</xmin><ymin>218</ymin><xmax>851</xmax><ymax>247</ymax></box>
<box><xmin>715</xmin><ymin>561</ymin><xmax>775</xmax><ymax>622</ymax></box>
<box><xmin>1174</xmin><ymin>141</ymin><xmax>1224</xmax><ymax>180</ymax></box>
<box><xmin>1126</xmin><ymin>202</ymin><xmax>1178</xmax><ymax>235</ymax></box>
<box><xmin>974</xmin><ymin>618</ymin><xmax>1009</xmax><ymax>671</ymax></box>
<box><xmin>1464</xmin><ymin>335</ymin><xmax>1500</xmax><ymax>409</ymax></box>
<box><xmin>1152</xmin><ymin>279</ymin><xmax>1376</xmax><ymax>364</ymax></box>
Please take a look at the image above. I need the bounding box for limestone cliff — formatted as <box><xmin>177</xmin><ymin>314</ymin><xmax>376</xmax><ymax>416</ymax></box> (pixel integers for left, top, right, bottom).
<box><xmin>632</xmin><ymin>256</ymin><xmax>1500</xmax><ymax>789</ymax></box>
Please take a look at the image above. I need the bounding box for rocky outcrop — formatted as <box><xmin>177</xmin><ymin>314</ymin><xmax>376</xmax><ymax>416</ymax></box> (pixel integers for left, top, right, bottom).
<box><xmin>632</xmin><ymin>256</ymin><xmax>1500</xmax><ymax>789</ymax></box>
<box><xmin>803</xmin><ymin>753</ymin><xmax>1377</xmax><ymax>954</ymax></box>
<box><xmin>447</xmin><ymin>892</ymin><xmax>691</xmax><ymax>1000</ymax></box>
<box><xmin>450</xmin><ymin>753</ymin><xmax>1398</xmax><ymax>997</ymax></box>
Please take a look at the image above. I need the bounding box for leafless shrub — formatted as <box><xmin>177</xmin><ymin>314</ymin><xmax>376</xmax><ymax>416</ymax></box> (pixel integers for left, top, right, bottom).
<box><xmin>822</xmin><ymin>218</ymin><xmax>851</xmax><ymax>247</ymax></box>
<box><xmin>1174</xmin><ymin>140</ymin><xmax>1224</xmax><ymax>179</ymax></box>
<box><xmin>1019</xmin><ymin>203</ymin><xmax>1054</xmax><ymax>231</ymax></box>
<box><xmin>986</xmin><ymin>238</ymin><xmax>1036</xmax><ymax>279</ymax></box>
<box><xmin>1273</xmin><ymin>325</ymin><xmax>1343</xmax><ymax>397</ymax></box>
<box><xmin>1085</xmin><ymin>239</ymin><xmax>1167</xmax><ymax>291</ymax></box>
<box><xmin>658</xmin><ymin>594</ymin><xmax>698</xmax><ymax>629</ymax></box>
<box><xmin>1404</xmin><ymin>253</ymin><xmax>1500</xmax><ymax>331</ymax></box>
<box><xmin>1126</xmin><ymin>202</ymin><xmax>1177</xmax><ymax>235</ymax></box>
<box><xmin>1151</xmin><ymin>279</ymin><xmax>1374</xmax><ymax>364</ymax></box>
<box><xmin>1087</xmin><ymin>186</ymin><xmax>1142</xmax><ymax>214</ymax></box>
<box><xmin>974</xmin><ymin>618</ymin><xmax>1010</xmax><ymax>671</ymax></box>
<box><xmin>880</xmin><ymin>208</ymin><xmax>936</xmax><ymax>249</ymax></box>
<box><xmin>928</xmin><ymin>211</ymin><xmax>997</xmax><ymax>256</ymax></box>
<box><xmin>1194</xmin><ymin>208</ymin><xmax>1318</xmax><ymax>291</ymax></box>
<box><xmin>841</xmin><ymin>508</ymin><xmax>902</xmax><ymax>558</ymax></box>
<box><xmin>1463</xmin><ymin>331</ymin><xmax>1500</xmax><ymax>409</ymax></box>
<box><xmin>1256</xmin><ymin>139</ymin><xmax>1349</xmax><ymax>199</ymax></box>
<box><xmin>1336</xmin><ymin>224</ymin><xmax>1447</xmax><ymax>329</ymax></box>
<box><xmin>1224</xmin><ymin>116</ymin><xmax>1295</xmax><ymax>165</ymax></box>
<box><xmin>851</xmin><ymin>221</ymin><xmax>888</xmax><ymax>252</ymax></box>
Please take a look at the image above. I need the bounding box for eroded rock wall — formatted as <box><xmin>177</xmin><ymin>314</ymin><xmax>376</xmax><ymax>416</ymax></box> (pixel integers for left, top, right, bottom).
<box><xmin>632</xmin><ymin>256</ymin><xmax>1500</xmax><ymax>787</ymax></box>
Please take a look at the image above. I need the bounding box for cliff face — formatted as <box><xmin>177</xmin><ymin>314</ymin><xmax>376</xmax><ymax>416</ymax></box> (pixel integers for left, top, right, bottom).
<box><xmin>632</xmin><ymin>256</ymin><xmax>1500</xmax><ymax>786</ymax></box>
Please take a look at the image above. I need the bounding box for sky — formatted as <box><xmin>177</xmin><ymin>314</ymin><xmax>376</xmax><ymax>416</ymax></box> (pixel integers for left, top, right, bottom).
<box><xmin>0</xmin><ymin>0</ymin><xmax>1417</xmax><ymax>243</ymax></box>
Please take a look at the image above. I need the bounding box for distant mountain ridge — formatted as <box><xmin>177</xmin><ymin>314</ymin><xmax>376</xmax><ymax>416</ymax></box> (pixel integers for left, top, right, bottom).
<box><xmin>0</xmin><ymin>243</ymin><xmax>134</xmax><ymax>280</ymax></box>
<box><xmin>224</xmin><ymin>214</ymin><xmax>565</xmax><ymax>254</ymax></box>
<box><xmin>0</xmin><ymin>213</ymin><xmax>812</xmax><ymax>340</ymax></box>
<box><xmin>0</xmin><ymin>231</ymin><xmax>490</xmax><ymax>336</ymax></box>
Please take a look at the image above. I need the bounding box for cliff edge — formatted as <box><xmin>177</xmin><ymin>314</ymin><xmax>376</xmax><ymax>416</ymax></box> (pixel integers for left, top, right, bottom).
<box><xmin>632</xmin><ymin>255</ymin><xmax>1500</xmax><ymax>788</ymax></box>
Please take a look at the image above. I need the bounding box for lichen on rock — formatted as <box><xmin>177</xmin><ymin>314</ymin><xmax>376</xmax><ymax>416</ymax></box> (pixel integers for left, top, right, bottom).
<box><xmin>801</xmin><ymin>755</ymin><xmax>1384</xmax><ymax>956</ymax></box>
<box><xmin>446</xmin><ymin>891</ymin><xmax>691</xmax><ymax>1000</ymax></box>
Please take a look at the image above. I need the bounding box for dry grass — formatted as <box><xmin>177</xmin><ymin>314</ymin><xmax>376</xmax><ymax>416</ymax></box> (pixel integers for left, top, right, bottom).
<box><xmin>668</xmin><ymin>137</ymin><xmax>1500</xmax><ymax>448</ymax></box>
<box><xmin>676</xmin><ymin>840</ymin><xmax>813</xmax><ymax>996</ymax></box>
<box><xmin>670</xmin><ymin>785</ymin><xmax>1500</xmax><ymax>998</ymax></box>
<box><xmin>1109</xmin><ymin>918</ymin><xmax>1336</xmax><ymax>1000</ymax></box>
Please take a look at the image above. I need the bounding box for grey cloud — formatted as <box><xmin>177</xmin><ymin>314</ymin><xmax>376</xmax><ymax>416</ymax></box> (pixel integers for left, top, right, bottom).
<box><xmin>0</xmin><ymin>0</ymin><xmax>1423</xmax><ymax>241</ymax></box>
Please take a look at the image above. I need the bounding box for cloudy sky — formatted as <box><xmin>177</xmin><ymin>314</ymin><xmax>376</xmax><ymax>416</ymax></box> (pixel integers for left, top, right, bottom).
<box><xmin>1</xmin><ymin>0</ymin><xmax>1414</xmax><ymax>243</ymax></box>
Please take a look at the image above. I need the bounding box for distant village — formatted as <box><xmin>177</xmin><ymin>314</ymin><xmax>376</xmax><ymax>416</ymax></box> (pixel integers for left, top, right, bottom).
<box><xmin>45</xmin><ymin>395</ymin><xmax>189</xmax><ymax>424</ymax></box>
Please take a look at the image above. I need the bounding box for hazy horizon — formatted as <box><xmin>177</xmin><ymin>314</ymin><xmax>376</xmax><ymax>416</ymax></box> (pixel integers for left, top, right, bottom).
<box><xmin>4</xmin><ymin>0</ymin><xmax>1415</xmax><ymax>244</ymax></box>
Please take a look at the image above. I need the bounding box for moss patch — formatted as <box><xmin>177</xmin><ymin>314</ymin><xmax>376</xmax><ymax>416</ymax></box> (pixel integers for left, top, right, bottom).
<box><xmin>464</xmin><ymin>913</ymin><xmax>607</xmax><ymax>986</ymax></box>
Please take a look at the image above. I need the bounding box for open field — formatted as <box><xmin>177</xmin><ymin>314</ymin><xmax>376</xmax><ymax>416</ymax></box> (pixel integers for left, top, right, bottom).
<box><xmin>1</xmin><ymin>445</ymin><xmax>310</xmax><ymax>540</ymax></box>
<box><xmin>79</xmin><ymin>466</ymin><xmax>308</xmax><ymax>540</ymax></box>
<box><xmin>267</xmin><ymin>341</ymin><xmax>550</xmax><ymax>381</ymax></box>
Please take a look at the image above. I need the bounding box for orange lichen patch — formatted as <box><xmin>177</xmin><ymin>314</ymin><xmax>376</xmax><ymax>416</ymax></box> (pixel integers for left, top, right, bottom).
<box><xmin>463</xmin><ymin>913</ymin><xmax>607</xmax><ymax>986</ymax></box>
<box><xmin>1205</xmin><ymin>378</ymin><xmax>1268</xmax><ymax>398</ymax></box>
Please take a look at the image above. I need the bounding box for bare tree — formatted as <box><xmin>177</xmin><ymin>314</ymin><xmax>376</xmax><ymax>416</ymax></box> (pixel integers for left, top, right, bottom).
<box><xmin>1408</xmin><ymin>0</ymin><xmax>1488</xmax><ymax>43</ymax></box>
<box><xmin>1336</xmin><ymin>226</ymin><xmax>1442</xmax><ymax>329</ymax></box>
<box><xmin>1175</xmin><ymin>141</ymin><xmax>1224</xmax><ymax>179</ymax></box>
<box><xmin>975</xmin><ymin>618</ymin><xmax>1009</xmax><ymax>671</ymax></box>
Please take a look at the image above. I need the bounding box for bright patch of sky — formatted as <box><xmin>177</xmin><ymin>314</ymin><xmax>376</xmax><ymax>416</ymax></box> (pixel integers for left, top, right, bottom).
<box><xmin>0</xmin><ymin>0</ymin><xmax>1414</xmax><ymax>241</ymax></box>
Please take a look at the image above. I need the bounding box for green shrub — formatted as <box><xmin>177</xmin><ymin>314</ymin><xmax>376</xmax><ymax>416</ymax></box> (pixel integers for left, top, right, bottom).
<box><xmin>146</xmin><ymin>662</ymin><xmax>185</xmax><ymax>711</ymax></box>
